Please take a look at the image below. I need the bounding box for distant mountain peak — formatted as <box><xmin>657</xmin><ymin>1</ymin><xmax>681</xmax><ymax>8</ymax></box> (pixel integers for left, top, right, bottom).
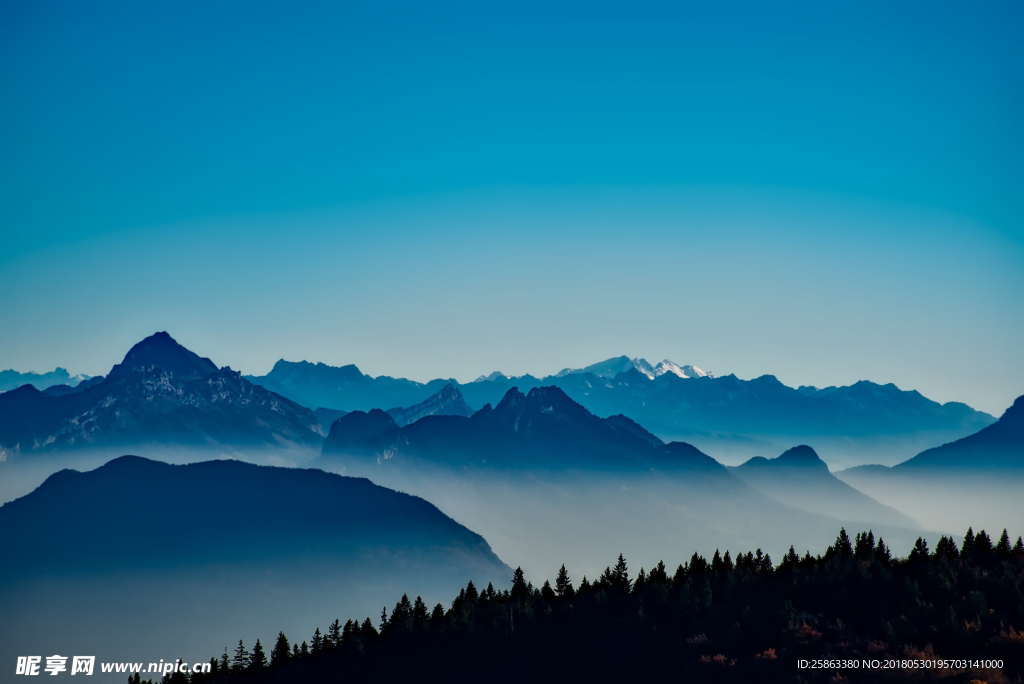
<box><xmin>737</xmin><ymin>445</ymin><xmax>828</xmax><ymax>472</ymax></box>
<box><xmin>473</xmin><ymin>371</ymin><xmax>508</xmax><ymax>382</ymax></box>
<box><xmin>556</xmin><ymin>355</ymin><xmax>711</xmax><ymax>380</ymax></box>
<box><xmin>387</xmin><ymin>383</ymin><xmax>472</xmax><ymax>427</ymax></box>
<box><xmin>652</xmin><ymin>359</ymin><xmax>711</xmax><ymax>379</ymax></box>
<box><xmin>490</xmin><ymin>386</ymin><xmax>584</xmax><ymax>419</ymax></box>
<box><xmin>108</xmin><ymin>331</ymin><xmax>218</xmax><ymax>381</ymax></box>
<box><xmin>776</xmin><ymin>444</ymin><xmax>825</xmax><ymax>466</ymax></box>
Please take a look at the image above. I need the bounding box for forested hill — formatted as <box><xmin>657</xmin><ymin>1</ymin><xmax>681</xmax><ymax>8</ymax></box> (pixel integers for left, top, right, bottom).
<box><xmin>149</xmin><ymin>528</ymin><xmax>1023</xmax><ymax>684</ymax></box>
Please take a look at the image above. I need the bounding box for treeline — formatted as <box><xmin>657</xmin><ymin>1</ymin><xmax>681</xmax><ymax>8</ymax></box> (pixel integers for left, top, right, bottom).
<box><xmin>143</xmin><ymin>528</ymin><xmax>1024</xmax><ymax>683</ymax></box>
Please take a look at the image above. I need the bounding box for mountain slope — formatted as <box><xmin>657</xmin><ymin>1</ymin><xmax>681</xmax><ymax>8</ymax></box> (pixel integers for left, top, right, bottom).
<box><xmin>894</xmin><ymin>394</ymin><xmax>1023</xmax><ymax>471</ymax></box>
<box><xmin>0</xmin><ymin>332</ymin><xmax>322</xmax><ymax>458</ymax></box>
<box><xmin>387</xmin><ymin>383</ymin><xmax>473</xmax><ymax>427</ymax></box>
<box><xmin>0</xmin><ymin>456</ymin><xmax>509</xmax><ymax>680</ymax></box>
<box><xmin>732</xmin><ymin>445</ymin><xmax>917</xmax><ymax>527</ymax></box>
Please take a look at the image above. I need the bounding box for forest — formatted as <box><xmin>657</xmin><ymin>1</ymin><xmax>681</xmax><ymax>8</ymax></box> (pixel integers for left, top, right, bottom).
<box><xmin>130</xmin><ymin>528</ymin><xmax>1024</xmax><ymax>684</ymax></box>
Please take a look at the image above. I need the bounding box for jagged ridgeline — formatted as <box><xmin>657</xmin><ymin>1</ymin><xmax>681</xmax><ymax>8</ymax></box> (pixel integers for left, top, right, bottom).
<box><xmin>159</xmin><ymin>529</ymin><xmax>1022</xmax><ymax>684</ymax></box>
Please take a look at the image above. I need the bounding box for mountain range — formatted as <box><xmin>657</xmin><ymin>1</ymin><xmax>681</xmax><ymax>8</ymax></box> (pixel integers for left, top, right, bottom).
<box><xmin>325</xmin><ymin>384</ymin><xmax>722</xmax><ymax>474</ymax></box>
<box><xmin>321</xmin><ymin>384</ymin><xmax>925</xmax><ymax>578</ymax></box>
<box><xmin>0</xmin><ymin>332</ymin><xmax>322</xmax><ymax>460</ymax></box>
<box><xmin>250</xmin><ymin>355</ymin><xmax>994</xmax><ymax>467</ymax></box>
<box><xmin>837</xmin><ymin>394</ymin><xmax>1024</xmax><ymax>533</ymax></box>
<box><xmin>3</xmin><ymin>336</ymin><xmax>993</xmax><ymax>469</ymax></box>
<box><xmin>0</xmin><ymin>366</ymin><xmax>91</xmax><ymax>392</ymax></box>
<box><xmin>0</xmin><ymin>455</ymin><xmax>509</xmax><ymax>680</ymax></box>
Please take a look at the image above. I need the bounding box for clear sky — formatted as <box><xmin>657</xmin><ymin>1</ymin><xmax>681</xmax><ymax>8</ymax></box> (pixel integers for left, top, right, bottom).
<box><xmin>2</xmin><ymin>1</ymin><xmax>1022</xmax><ymax>414</ymax></box>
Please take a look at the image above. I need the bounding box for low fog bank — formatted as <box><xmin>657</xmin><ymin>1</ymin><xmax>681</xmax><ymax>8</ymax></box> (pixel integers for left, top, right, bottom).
<box><xmin>2</xmin><ymin>562</ymin><xmax>500</xmax><ymax>684</ymax></box>
<box><xmin>837</xmin><ymin>469</ymin><xmax>1024</xmax><ymax>535</ymax></box>
<box><xmin>315</xmin><ymin>460</ymin><xmax>930</xmax><ymax>582</ymax></box>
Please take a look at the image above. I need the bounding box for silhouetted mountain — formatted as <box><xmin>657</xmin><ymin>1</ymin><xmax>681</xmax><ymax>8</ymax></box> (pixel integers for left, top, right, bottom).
<box><xmin>326</xmin><ymin>409</ymin><xmax>399</xmax><ymax>453</ymax></box>
<box><xmin>254</xmin><ymin>356</ymin><xmax>994</xmax><ymax>467</ymax></box>
<box><xmin>732</xmin><ymin>445</ymin><xmax>917</xmax><ymax>528</ymax></box>
<box><xmin>0</xmin><ymin>456</ymin><xmax>509</xmax><ymax>679</ymax></box>
<box><xmin>246</xmin><ymin>360</ymin><xmax>453</xmax><ymax>412</ymax></box>
<box><xmin>0</xmin><ymin>332</ymin><xmax>322</xmax><ymax>458</ymax></box>
<box><xmin>0</xmin><ymin>454</ymin><xmax>507</xmax><ymax>577</ymax></box>
<box><xmin>326</xmin><ymin>385</ymin><xmax>717</xmax><ymax>473</ymax></box>
<box><xmin>894</xmin><ymin>394</ymin><xmax>1023</xmax><ymax>471</ymax></box>
<box><xmin>839</xmin><ymin>395</ymin><xmax>1024</xmax><ymax>479</ymax></box>
<box><xmin>0</xmin><ymin>366</ymin><xmax>91</xmax><ymax>392</ymax></box>
<box><xmin>386</xmin><ymin>383</ymin><xmax>472</xmax><ymax>426</ymax></box>
<box><xmin>836</xmin><ymin>395</ymin><xmax>1024</xmax><ymax>534</ymax></box>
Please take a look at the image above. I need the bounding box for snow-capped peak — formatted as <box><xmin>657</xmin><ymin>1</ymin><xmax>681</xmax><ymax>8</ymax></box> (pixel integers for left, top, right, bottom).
<box><xmin>652</xmin><ymin>359</ymin><xmax>710</xmax><ymax>379</ymax></box>
<box><xmin>553</xmin><ymin>356</ymin><xmax>712</xmax><ymax>380</ymax></box>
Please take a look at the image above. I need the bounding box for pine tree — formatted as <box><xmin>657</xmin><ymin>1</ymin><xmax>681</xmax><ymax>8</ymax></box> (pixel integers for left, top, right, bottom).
<box><xmin>271</xmin><ymin>632</ymin><xmax>290</xmax><ymax>666</ymax></box>
<box><xmin>830</xmin><ymin>528</ymin><xmax>853</xmax><ymax>560</ymax></box>
<box><xmin>327</xmin><ymin>619</ymin><xmax>342</xmax><ymax>649</ymax></box>
<box><xmin>909</xmin><ymin>537</ymin><xmax>929</xmax><ymax>562</ymax></box>
<box><xmin>711</xmin><ymin>549</ymin><xmax>724</xmax><ymax>573</ymax></box>
<box><xmin>962</xmin><ymin>527</ymin><xmax>976</xmax><ymax>557</ymax></box>
<box><xmin>511</xmin><ymin>567</ymin><xmax>530</xmax><ymax>602</ymax></box>
<box><xmin>876</xmin><ymin>538</ymin><xmax>891</xmax><ymax>565</ymax></box>
<box><xmin>231</xmin><ymin>640</ymin><xmax>249</xmax><ymax>671</ymax></box>
<box><xmin>249</xmin><ymin>639</ymin><xmax>267</xmax><ymax>670</ymax></box>
<box><xmin>854</xmin><ymin>531</ymin><xmax>875</xmax><ymax>560</ymax></box>
<box><xmin>555</xmin><ymin>564</ymin><xmax>574</xmax><ymax>598</ymax></box>
<box><xmin>996</xmin><ymin>530</ymin><xmax>1012</xmax><ymax>558</ymax></box>
<box><xmin>935</xmin><ymin>536</ymin><xmax>960</xmax><ymax>560</ymax></box>
<box><xmin>633</xmin><ymin>568</ymin><xmax>647</xmax><ymax>594</ymax></box>
<box><xmin>219</xmin><ymin>649</ymin><xmax>229</xmax><ymax>672</ymax></box>
<box><xmin>413</xmin><ymin>596</ymin><xmax>429</xmax><ymax>629</ymax></box>
<box><xmin>310</xmin><ymin>627</ymin><xmax>323</xmax><ymax>654</ymax></box>
<box><xmin>973</xmin><ymin>530</ymin><xmax>994</xmax><ymax>564</ymax></box>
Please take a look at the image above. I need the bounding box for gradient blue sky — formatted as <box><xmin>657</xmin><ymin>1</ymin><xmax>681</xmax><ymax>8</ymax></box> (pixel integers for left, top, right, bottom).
<box><xmin>2</xmin><ymin>1</ymin><xmax>1022</xmax><ymax>414</ymax></box>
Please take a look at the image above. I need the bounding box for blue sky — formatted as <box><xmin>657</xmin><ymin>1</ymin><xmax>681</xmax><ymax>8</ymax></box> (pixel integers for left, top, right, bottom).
<box><xmin>2</xmin><ymin>0</ymin><xmax>1022</xmax><ymax>414</ymax></box>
